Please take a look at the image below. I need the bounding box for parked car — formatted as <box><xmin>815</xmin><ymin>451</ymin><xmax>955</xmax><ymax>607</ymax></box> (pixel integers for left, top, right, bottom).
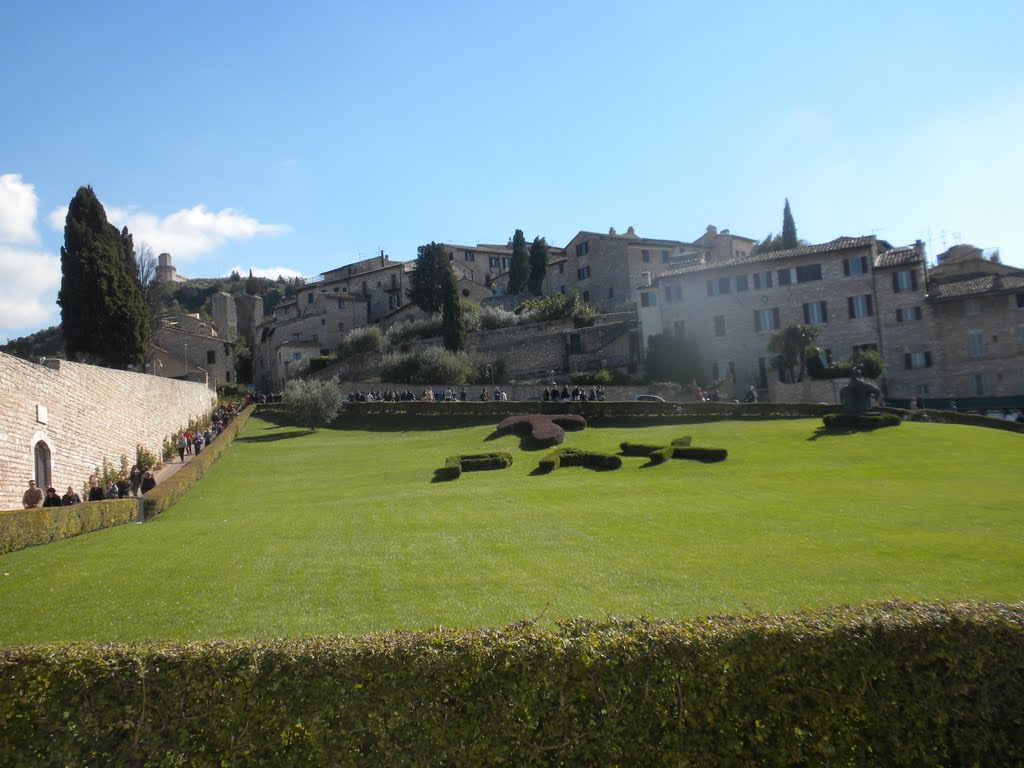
<box><xmin>634</xmin><ymin>394</ymin><xmax>666</xmax><ymax>402</ymax></box>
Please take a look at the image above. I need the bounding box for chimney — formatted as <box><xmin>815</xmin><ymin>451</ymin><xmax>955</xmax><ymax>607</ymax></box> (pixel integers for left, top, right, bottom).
<box><xmin>609</xmin><ymin>227</ymin><xmax>617</xmax><ymax>236</ymax></box>
<box><xmin>706</xmin><ymin>225</ymin><xmax>718</xmax><ymax>237</ymax></box>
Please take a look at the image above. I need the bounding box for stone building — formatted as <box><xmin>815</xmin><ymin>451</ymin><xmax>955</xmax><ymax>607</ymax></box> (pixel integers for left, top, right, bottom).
<box><xmin>0</xmin><ymin>352</ymin><xmax>215</xmax><ymax>510</ymax></box>
<box><xmin>155</xmin><ymin>252</ymin><xmax>186</xmax><ymax>283</ymax></box>
<box><xmin>150</xmin><ymin>314</ymin><xmax>236</xmax><ymax>388</ymax></box>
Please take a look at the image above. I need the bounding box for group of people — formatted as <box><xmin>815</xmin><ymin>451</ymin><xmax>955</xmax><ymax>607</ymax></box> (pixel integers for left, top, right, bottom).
<box><xmin>21</xmin><ymin>468</ymin><xmax>156</xmax><ymax>510</ymax></box>
<box><xmin>347</xmin><ymin>386</ymin><xmax>512</xmax><ymax>403</ymax></box>
<box><xmin>541</xmin><ymin>385</ymin><xmax>606</xmax><ymax>402</ymax></box>
<box><xmin>175</xmin><ymin>404</ymin><xmax>237</xmax><ymax>462</ymax></box>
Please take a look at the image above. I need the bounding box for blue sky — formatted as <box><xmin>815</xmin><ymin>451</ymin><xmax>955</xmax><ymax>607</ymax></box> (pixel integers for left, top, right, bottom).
<box><xmin>3</xmin><ymin>1</ymin><xmax>1023</xmax><ymax>341</ymax></box>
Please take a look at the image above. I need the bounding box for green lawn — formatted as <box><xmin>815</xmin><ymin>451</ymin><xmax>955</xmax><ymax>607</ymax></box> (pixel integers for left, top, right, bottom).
<box><xmin>1</xmin><ymin>415</ymin><xmax>1021</xmax><ymax>645</ymax></box>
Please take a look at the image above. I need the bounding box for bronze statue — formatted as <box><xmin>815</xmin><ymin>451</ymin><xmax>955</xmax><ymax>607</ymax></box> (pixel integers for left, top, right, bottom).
<box><xmin>840</xmin><ymin>367</ymin><xmax>880</xmax><ymax>414</ymax></box>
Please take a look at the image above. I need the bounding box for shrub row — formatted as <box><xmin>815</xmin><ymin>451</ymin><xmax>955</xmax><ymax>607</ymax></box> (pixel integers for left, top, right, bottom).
<box><xmin>537</xmin><ymin>447</ymin><xmax>622</xmax><ymax>473</ymax></box>
<box><xmin>823</xmin><ymin>412</ymin><xmax>902</xmax><ymax>430</ymax></box>
<box><xmin>1</xmin><ymin>602</ymin><xmax>1020</xmax><ymax>766</ymax></box>
<box><xmin>496</xmin><ymin>413</ymin><xmax>587</xmax><ymax>448</ymax></box>
<box><xmin>670</xmin><ymin>446</ymin><xmax>729</xmax><ymax>462</ymax></box>
<box><xmin>141</xmin><ymin>404</ymin><xmax>255</xmax><ymax>520</ymax></box>
<box><xmin>435</xmin><ymin>452</ymin><xmax>513</xmax><ymax>481</ymax></box>
<box><xmin>0</xmin><ymin>499</ymin><xmax>137</xmax><ymax>556</ymax></box>
<box><xmin>620</xmin><ymin>436</ymin><xmax>694</xmax><ymax>458</ymax></box>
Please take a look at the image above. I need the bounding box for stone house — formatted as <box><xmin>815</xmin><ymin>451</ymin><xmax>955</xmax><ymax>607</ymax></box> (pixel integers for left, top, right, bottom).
<box><xmin>150</xmin><ymin>314</ymin><xmax>236</xmax><ymax>388</ymax></box>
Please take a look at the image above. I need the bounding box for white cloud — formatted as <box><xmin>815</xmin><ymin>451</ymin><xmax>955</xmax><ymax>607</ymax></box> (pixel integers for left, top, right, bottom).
<box><xmin>47</xmin><ymin>202</ymin><xmax>290</xmax><ymax>262</ymax></box>
<box><xmin>0</xmin><ymin>174</ymin><xmax>40</xmax><ymax>244</ymax></box>
<box><xmin>226</xmin><ymin>265</ymin><xmax>305</xmax><ymax>280</ymax></box>
<box><xmin>0</xmin><ymin>245</ymin><xmax>61</xmax><ymax>336</ymax></box>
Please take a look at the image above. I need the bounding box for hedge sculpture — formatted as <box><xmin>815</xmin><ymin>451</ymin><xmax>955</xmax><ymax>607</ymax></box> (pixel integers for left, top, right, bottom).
<box><xmin>496</xmin><ymin>414</ymin><xmax>587</xmax><ymax>449</ymax></box>
<box><xmin>434</xmin><ymin>452</ymin><xmax>513</xmax><ymax>481</ymax></box>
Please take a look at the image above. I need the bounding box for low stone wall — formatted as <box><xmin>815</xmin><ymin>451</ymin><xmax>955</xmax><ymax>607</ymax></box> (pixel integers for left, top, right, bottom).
<box><xmin>0</xmin><ymin>353</ymin><xmax>217</xmax><ymax>510</ymax></box>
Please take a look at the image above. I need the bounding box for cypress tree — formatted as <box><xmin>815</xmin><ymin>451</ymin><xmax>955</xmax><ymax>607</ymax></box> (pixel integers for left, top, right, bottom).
<box><xmin>782</xmin><ymin>198</ymin><xmax>798</xmax><ymax>249</ymax></box>
<box><xmin>507</xmin><ymin>229</ymin><xmax>529</xmax><ymax>294</ymax></box>
<box><xmin>527</xmin><ymin>236</ymin><xmax>549</xmax><ymax>295</ymax></box>
<box><xmin>407</xmin><ymin>242</ymin><xmax>450</xmax><ymax>314</ymax></box>
<box><xmin>441</xmin><ymin>266</ymin><xmax>466</xmax><ymax>352</ymax></box>
<box><xmin>57</xmin><ymin>186</ymin><xmax>149</xmax><ymax>368</ymax></box>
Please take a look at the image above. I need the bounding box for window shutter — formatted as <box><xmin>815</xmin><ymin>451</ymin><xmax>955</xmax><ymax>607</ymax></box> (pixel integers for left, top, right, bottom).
<box><xmin>904</xmin><ymin>353</ymin><xmax>911</xmax><ymax>369</ymax></box>
<box><xmin>843</xmin><ymin>259</ymin><xmax>850</xmax><ymax>277</ymax></box>
<box><xmin>892</xmin><ymin>273</ymin><xmax>899</xmax><ymax>292</ymax></box>
<box><xmin>911</xmin><ymin>271</ymin><xmax>918</xmax><ymax>291</ymax></box>
<box><xmin>803</xmin><ymin>304</ymin><xmax>809</xmax><ymax>323</ymax></box>
<box><xmin>847</xmin><ymin>297</ymin><xmax>855</xmax><ymax>318</ymax></box>
<box><xmin>925</xmin><ymin>351</ymin><xmax>932</xmax><ymax>367</ymax></box>
<box><xmin>754</xmin><ymin>310</ymin><xmax>761</xmax><ymax>332</ymax></box>
<box><xmin>822</xmin><ymin>302</ymin><xmax>828</xmax><ymax>323</ymax></box>
<box><xmin>861</xmin><ymin>257</ymin><xmax>868</xmax><ymax>273</ymax></box>
<box><xmin>867</xmin><ymin>296</ymin><xmax>873</xmax><ymax>316</ymax></box>
<box><xmin>773</xmin><ymin>308</ymin><xmax>780</xmax><ymax>328</ymax></box>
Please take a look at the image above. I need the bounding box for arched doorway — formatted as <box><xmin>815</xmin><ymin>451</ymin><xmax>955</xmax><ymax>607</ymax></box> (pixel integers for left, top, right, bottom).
<box><xmin>34</xmin><ymin>441</ymin><xmax>51</xmax><ymax>489</ymax></box>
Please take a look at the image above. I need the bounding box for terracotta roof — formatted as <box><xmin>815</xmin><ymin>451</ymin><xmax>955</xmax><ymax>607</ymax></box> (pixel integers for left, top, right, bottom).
<box><xmin>874</xmin><ymin>246</ymin><xmax>922</xmax><ymax>268</ymax></box>
<box><xmin>927</xmin><ymin>273</ymin><xmax>1024</xmax><ymax>300</ymax></box>
<box><xmin>657</xmin><ymin>236</ymin><xmax>877</xmax><ymax>279</ymax></box>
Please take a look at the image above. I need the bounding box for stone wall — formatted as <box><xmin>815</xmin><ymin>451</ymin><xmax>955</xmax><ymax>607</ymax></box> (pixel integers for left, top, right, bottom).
<box><xmin>0</xmin><ymin>353</ymin><xmax>217</xmax><ymax>510</ymax></box>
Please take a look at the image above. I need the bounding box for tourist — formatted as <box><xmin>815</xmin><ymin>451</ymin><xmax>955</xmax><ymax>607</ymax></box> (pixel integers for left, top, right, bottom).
<box><xmin>480</xmin><ymin>388</ymin><xmax>489</xmax><ymax>401</ymax></box>
<box><xmin>130</xmin><ymin>464</ymin><xmax>142</xmax><ymax>497</ymax></box>
<box><xmin>185</xmin><ymin>429</ymin><xmax>193</xmax><ymax>455</ymax></box>
<box><xmin>22</xmin><ymin>480</ymin><xmax>43</xmax><ymax>508</ymax></box>
<box><xmin>743</xmin><ymin>386</ymin><xmax>758</xmax><ymax>404</ymax></box>
<box><xmin>104</xmin><ymin>480</ymin><xmax>120</xmax><ymax>499</ymax></box>
<box><xmin>177</xmin><ymin>433</ymin><xmax>188</xmax><ymax>462</ymax></box>
<box><xmin>115</xmin><ymin>475</ymin><xmax>131</xmax><ymax>499</ymax></box>
<box><xmin>140</xmin><ymin>470</ymin><xmax>157</xmax><ymax>494</ymax></box>
<box><xmin>88</xmin><ymin>482</ymin><xmax>105</xmax><ymax>502</ymax></box>
<box><xmin>62</xmin><ymin>486</ymin><xmax>81</xmax><ymax>505</ymax></box>
<box><xmin>204</xmin><ymin>428</ymin><xmax>212</xmax><ymax>446</ymax></box>
<box><xmin>42</xmin><ymin>486</ymin><xmax>63</xmax><ymax>507</ymax></box>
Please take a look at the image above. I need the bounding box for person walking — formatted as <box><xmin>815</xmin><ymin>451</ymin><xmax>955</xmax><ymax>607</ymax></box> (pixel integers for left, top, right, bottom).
<box><xmin>178</xmin><ymin>433</ymin><xmax>188</xmax><ymax>462</ymax></box>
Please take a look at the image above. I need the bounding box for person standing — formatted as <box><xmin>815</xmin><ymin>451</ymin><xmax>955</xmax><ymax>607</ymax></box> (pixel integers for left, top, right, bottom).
<box><xmin>22</xmin><ymin>480</ymin><xmax>43</xmax><ymax>508</ymax></box>
<box><xmin>62</xmin><ymin>486</ymin><xmax>81</xmax><ymax>505</ymax></box>
<box><xmin>178</xmin><ymin>432</ymin><xmax>188</xmax><ymax>462</ymax></box>
<box><xmin>42</xmin><ymin>486</ymin><xmax>63</xmax><ymax>507</ymax></box>
<box><xmin>130</xmin><ymin>465</ymin><xmax>142</xmax><ymax>497</ymax></box>
<box><xmin>140</xmin><ymin>470</ymin><xmax>157</xmax><ymax>494</ymax></box>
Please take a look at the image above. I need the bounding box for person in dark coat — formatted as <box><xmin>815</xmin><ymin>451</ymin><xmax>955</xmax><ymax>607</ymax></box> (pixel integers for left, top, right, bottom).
<box><xmin>140</xmin><ymin>471</ymin><xmax>157</xmax><ymax>494</ymax></box>
<box><xmin>42</xmin><ymin>486</ymin><xmax>63</xmax><ymax>507</ymax></box>
<box><xmin>62</xmin><ymin>486</ymin><xmax>81</xmax><ymax>505</ymax></box>
<box><xmin>88</xmin><ymin>483</ymin><xmax>105</xmax><ymax>502</ymax></box>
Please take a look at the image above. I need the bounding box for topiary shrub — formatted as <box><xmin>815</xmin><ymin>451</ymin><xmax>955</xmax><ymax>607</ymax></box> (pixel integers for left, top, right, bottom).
<box><xmin>648</xmin><ymin>447</ymin><xmax>673</xmax><ymax>465</ymax></box>
<box><xmin>670</xmin><ymin>436</ymin><xmax>693</xmax><ymax>447</ymax></box>
<box><xmin>497</xmin><ymin>414</ymin><xmax>587</xmax><ymax>449</ymax></box>
<box><xmin>537</xmin><ymin>447</ymin><xmax>622</xmax><ymax>474</ymax></box>
<box><xmin>435</xmin><ymin>452</ymin><xmax>513</xmax><ymax>481</ymax></box>
<box><xmin>620</xmin><ymin>442</ymin><xmax>665</xmax><ymax>457</ymax></box>
<box><xmin>671</xmin><ymin>447</ymin><xmax>728</xmax><ymax>463</ymax></box>
<box><xmin>823</xmin><ymin>412</ymin><xmax>901</xmax><ymax>430</ymax></box>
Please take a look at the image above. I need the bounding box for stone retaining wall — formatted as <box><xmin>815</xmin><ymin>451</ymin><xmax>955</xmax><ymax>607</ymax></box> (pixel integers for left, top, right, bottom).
<box><xmin>0</xmin><ymin>352</ymin><xmax>217</xmax><ymax>510</ymax></box>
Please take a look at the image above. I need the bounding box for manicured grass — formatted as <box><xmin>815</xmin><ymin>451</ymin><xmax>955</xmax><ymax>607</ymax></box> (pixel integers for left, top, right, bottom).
<box><xmin>0</xmin><ymin>415</ymin><xmax>1021</xmax><ymax>645</ymax></box>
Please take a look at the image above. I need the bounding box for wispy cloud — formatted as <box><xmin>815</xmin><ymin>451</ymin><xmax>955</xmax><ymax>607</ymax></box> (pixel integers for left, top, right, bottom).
<box><xmin>47</xmin><ymin>202</ymin><xmax>290</xmax><ymax>261</ymax></box>
<box><xmin>0</xmin><ymin>176</ymin><xmax>61</xmax><ymax>338</ymax></box>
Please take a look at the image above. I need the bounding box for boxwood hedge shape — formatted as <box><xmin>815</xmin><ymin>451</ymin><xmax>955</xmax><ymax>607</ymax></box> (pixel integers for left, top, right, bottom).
<box><xmin>538</xmin><ymin>447</ymin><xmax>622</xmax><ymax>474</ymax></box>
<box><xmin>671</xmin><ymin>446</ymin><xmax>728</xmax><ymax>463</ymax></box>
<box><xmin>619</xmin><ymin>442</ymin><xmax>665</xmax><ymax>457</ymax></box>
<box><xmin>497</xmin><ymin>414</ymin><xmax>587</xmax><ymax>448</ymax></box>
<box><xmin>435</xmin><ymin>452</ymin><xmax>513</xmax><ymax>481</ymax></box>
<box><xmin>670</xmin><ymin>436</ymin><xmax>693</xmax><ymax>447</ymax></box>
<box><xmin>823</xmin><ymin>412</ymin><xmax>902</xmax><ymax>430</ymax></box>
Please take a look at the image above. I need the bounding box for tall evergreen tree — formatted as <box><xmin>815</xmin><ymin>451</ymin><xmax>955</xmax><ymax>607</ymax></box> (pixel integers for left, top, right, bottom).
<box><xmin>507</xmin><ymin>229</ymin><xmax>529</xmax><ymax>294</ymax></box>
<box><xmin>57</xmin><ymin>186</ymin><xmax>149</xmax><ymax>368</ymax></box>
<box><xmin>407</xmin><ymin>241</ymin><xmax>450</xmax><ymax>314</ymax></box>
<box><xmin>782</xmin><ymin>198</ymin><xmax>797</xmax><ymax>249</ymax></box>
<box><xmin>440</xmin><ymin>266</ymin><xmax>466</xmax><ymax>352</ymax></box>
<box><xmin>527</xmin><ymin>236</ymin><xmax>549</xmax><ymax>295</ymax></box>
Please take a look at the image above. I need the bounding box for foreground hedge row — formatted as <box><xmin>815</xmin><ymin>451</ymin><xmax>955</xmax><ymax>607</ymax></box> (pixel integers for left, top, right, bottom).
<box><xmin>0</xmin><ymin>602</ymin><xmax>1020</xmax><ymax>766</ymax></box>
<box><xmin>141</xmin><ymin>404</ymin><xmax>255</xmax><ymax>520</ymax></box>
<box><xmin>0</xmin><ymin>498</ymin><xmax>136</xmax><ymax>556</ymax></box>
<box><xmin>434</xmin><ymin>452</ymin><xmax>513</xmax><ymax>481</ymax></box>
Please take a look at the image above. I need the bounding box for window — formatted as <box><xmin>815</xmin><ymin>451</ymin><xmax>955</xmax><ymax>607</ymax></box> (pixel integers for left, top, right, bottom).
<box><xmin>916</xmin><ymin>384</ymin><xmax>930</xmax><ymax>396</ymax></box>
<box><xmin>333</xmin><ymin>286</ymin><xmax>339</xmax><ymax>292</ymax></box>
<box><xmin>673</xmin><ymin>320</ymin><xmax>686</xmax><ymax>337</ymax></box>
<box><xmin>558</xmin><ymin>263</ymin><xmax>564</xmax><ymax>274</ymax></box>
<box><xmin>307</xmin><ymin>292</ymin><xmax>314</xmax><ymax>304</ymax></box>
<box><xmin>893</xmin><ymin>270</ymin><xmax>917</xmax><ymax>293</ymax></box>
<box><xmin>796</xmin><ymin>264</ymin><xmax>823</xmax><ymax>283</ymax></box>
<box><xmin>640</xmin><ymin>291</ymin><xmax>657</xmax><ymax>308</ymax></box>
<box><xmin>577</xmin><ymin>266</ymin><xmax>591</xmax><ymax>280</ymax></box>
<box><xmin>843</xmin><ymin>256</ymin><xmax>869</xmax><ymax>275</ymax></box>
<box><xmin>735</xmin><ymin>274</ymin><xmax>749</xmax><ymax>292</ymax></box>
<box><xmin>803</xmin><ymin>301</ymin><xmax>828</xmax><ymax>324</ymax></box>
<box><xmin>207</xmin><ymin>350</ymin><xmax>216</xmax><ymax>364</ymax></box>
<box><xmin>706</xmin><ymin>280</ymin><xmax>718</xmax><ymax>297</ymax></box>
<box><xmin>904</xmin><ymin>351</ymin><xmax>932</xmax><ymax>369</ymax></box>
<box><xmin>582</xmin><ymin>290</ymin><xmax>590</xmax><ymax>302</ymax></box>
<box><xmin>965</xmin><ymin>299</ymin><xmax>980</xmax><ymax>316</ymax></box>
<box><xmin>664</xmin><ymin>284</ymin><xmax>682</xmax><ymax>303</ymax></box>
<box><xmin>569</xmin><ymin>333</ymin><xmax>582</xmax><ymax>354</ymax></box>
<box><xmin>754</xmin><ymin>307</ymin><xmax>781</xmax><ymax>332</ymax></box>
<box><xmin>389</xmin><ymin>295</ymin><xmax>401</xmax><ymax>310</ymax></box>
<box><xmin>711</xmin><ymin>361</ymin><xmax>734</xmax><ymax>380</ymax></box>
<box><xmin>896</xmin><ymin>306</ymin><xmax>922</xmax><ymax>322</ymax></box>
<box><xmin>292</xmin><ymin>333</ymin><xmax>300</xmax><ymax>342</ymax></box>
<box><xmin>968</xmin><ymin>331</ymin><xmax>985</xmax><ymax>357</ymax></box>
<box><xmin>661</xmin><ymin>250</ymin><xmax>670</xmax><ymax>263</ymax></box>
<box><xmin>464</xmin><ymin>250</ymin><xmax>475</xmax><ymax>261</ymax></box>
<box><xmin>321</xmin><ymin>318</ymin><xmax>326</xmax><ymax>326</ymax></box>
<box><xmin>608</xmin><ymin>285</ymin><xmax>615</xmax><ymax>299</ymax></box>
<box><xmin>575</xmin><ymin>241</ymin><xmax>589</xmax><ymax>257</ymax></box>
<box><xmin>718</xmin><ymin>277</ymin><xmax>732</xmax><ymax>295</ymax></box>
<box><xmin>337</xmin><ymin>322</ymin><xmax>345</xmax><ymax>331</ymax></box>
<box><xmin>641</xmin><ymin>249</ymin><xmax>650</xmax><ymax>263</ymax></box>
<box><xmin>969</xmin><ymin>373</ymin><xmax>990</xmax><ymax>397</ymax></box>
<box><xmin>713</xmin><ymin>315</ymin><xmax>726</xmax><ymax>337</ymax></box>
<box><xmin>1016</xmin><ymin>293</ymin><xmax>1024</xmax><ymax>308</ymax></box>
<box><xmin>489</xmin><ymin>256</ymin><xmax>499</xmax><ymax>268</ymax></box>
<box><xmin>848</xmin><ymin>295</ymin><xmax>873</xmax><ymax>319</ymax></box>
<box><xmin>753</xmin><ymin>271</ymin><xmax>773</xmax><ymax>290</ymax></box>
<box><xmin>502</xmin><ymin>257</ymin><xmax>511</xmax><ymax>270</ymax></box>
<box><xmin>778</xmin><ymin>267</ymin><xmax>793</xmax><ymax>285</ymax></box>
<box><xmin>292</xmin><ymin>352</ymin><xmax>302</xmax><ymax>362</ymax></box>
<box><xmin>758</xmin><ymin>357</ymin><xmax>769</xmax><ymax>389</ymax></box>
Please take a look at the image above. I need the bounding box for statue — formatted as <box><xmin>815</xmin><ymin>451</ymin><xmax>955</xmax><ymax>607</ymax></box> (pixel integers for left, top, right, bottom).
<box><xmin>840</xmin><ymin>367</ymin><xmax>880</xmax><ymax>414</ymax></box>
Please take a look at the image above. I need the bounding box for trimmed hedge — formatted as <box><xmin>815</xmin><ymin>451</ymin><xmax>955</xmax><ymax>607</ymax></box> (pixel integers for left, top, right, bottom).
<box><xmin>496</xmin><ymin>413</ymin><xmax>587</xmax><ymax>448</ymax></box>
<box><xmin>670</xmin><ymin>436</ymin><xmax>693</xmax><ymax>447</ymax></box>
<box><xmin>0</xmin><ymin>499</ymin><xmax>136</xmax><ymax>556</ymax></box>
<box><xmin>0</xmin><ymin>602</ymin><xmax>1021</xmax><ymax>766</ymax></box>
<box><xmin>537</xmin><ymin>447</ymin><xmax>622</xmax><ymax>473</ymax></box>
<box><xmin>823</xmin><ymin>412</ymin><xmax>902</xmax><ymax>430</ymax></box>
<box><xmin>141</xmin><ymin>405</ymin><xmax>256</xmax><ymax>520</ymax></box>
<box><xmin>434</xmin><ymin>452</ymin><xmax>513</xmax><ymax>482</ymax></box>
<box><xmin>621</xmin><ymin>436</ymin><xmax>693</xmax><ymax>458</ymax></box>
<box><xmin>671</xmin><ymin>446</ymin><xmax>728</xmax><ymax>463</ymax></box>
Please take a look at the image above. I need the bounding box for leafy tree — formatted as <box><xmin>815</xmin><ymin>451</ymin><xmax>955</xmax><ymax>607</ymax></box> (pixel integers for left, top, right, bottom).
<box><xmin>782</xmin><ymin>198</ymin><xmax>797</xmax><ymax>249</ymax></box>
<box><xmin>407</xmin><ymin>242</ymin><xmax>450</xmax><ymax>313</ymax></box>
<box><xmin>441</xmin><ymin>267</ymin><xmax>467</xmax><ymax>352</ymax></box>
<box><xmin>644</xmin><ymin>333</ymin><xmax>704</xmax><ymax>386</ymax></box>
<box><xmin>518</xmin><ymin>290</ymin><xmax>596</xmax><ymax>324</ymax></box>
<box><xmin>508</xmin><ymin>229</ymin><xmax>529</xmax><ymax>294</ymax></box>
<box><xmin>337</xmin><ymin>326</ymin><xmax>384</xmax><ymax>358</ymax></box>
<box><xmin>528</xmin><ymin>236</ymin><xmax>549</xmax><ymax>295</ymax></box>
<box><xmin>767</xmin><ymin>323</ymin><xmax>820</xmax><ymax>382</ymax></box>
<box><xmin>283</xmin><ymin>379</ymin><xmax>342</xmax><ymax>430</ymax></box>
<box><xmin>57</xmin><ymin>186</ymin><xmax>149</xmax><ymax>368</ymax></box>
